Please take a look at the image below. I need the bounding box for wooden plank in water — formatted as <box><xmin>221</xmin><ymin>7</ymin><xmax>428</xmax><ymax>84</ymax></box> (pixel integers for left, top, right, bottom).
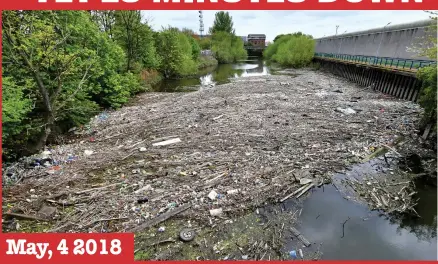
<box><xmin>290</xmin><ymin>227</ymin><xmax>311</xmax><ymax>247</ymax></box>
<box><xmin>129</xmin><ymin>203</ymin><xmax>192</xmax><ymax>233</ymax></box>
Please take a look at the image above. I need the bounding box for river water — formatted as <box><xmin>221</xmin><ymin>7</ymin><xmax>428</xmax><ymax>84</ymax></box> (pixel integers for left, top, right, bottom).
<box><xmin>153</xmin><ymin>56</ymin><xmax>271</xmax><ymax>92</ymax></box>
<box><xmin>153</xmin><ymin>57</ymin><xmax>437</xmax><ymax>260</ymax></box>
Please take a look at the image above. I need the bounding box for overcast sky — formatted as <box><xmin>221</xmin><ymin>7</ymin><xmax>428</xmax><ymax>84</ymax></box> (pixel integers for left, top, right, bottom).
<box><xmin>143</xmin><ymin>11</ymin><xmax>432</xmax><ymax>41</ymax></box>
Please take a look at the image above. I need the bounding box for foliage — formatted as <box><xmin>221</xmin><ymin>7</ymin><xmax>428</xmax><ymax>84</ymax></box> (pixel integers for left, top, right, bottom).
<box><xmin>1</xmin><ymin>76</ymin><xmax>33</xmax><ymax>158</ymax></box>
<box><xmin>211</xmin><ymin>32</ymin><xmax>247</xmax><ymax>64</ymax></box>
<box><xmin>209</xmin><ymin>11</ymin><xmax>235</xmax><ymax>35</ymax></box>
<box><xmin>155</xmin><ymin>28</ymin><xmax>199</xmax><ymax>78</ymax></box>
<box><xmin>1</xmin><ymin>10</ymin><xmax>225</xmax><ymax>160</ymax></box>
<box><xmin>2</xmin><ymin>11</ymin><xmax>145</xmax><ymax>159</ymax></box>
<box><xmin>198</xmin><ymin>37</ymin><xmax>212</xmax><ymax>50</ymax></box>
<box><xmin>417</xmin><ymin>66</ymin><xmax>437</xmax><ymax>130</ymax></box>
<box><xmin>415</xmin><ymin>11</ymin><xmax>438</xmax><ymax>132</ymax></box>
<box><xmin>273</xmin><ymin>32</ymin><xmax>313</xmax><ymax>43</ymax></box>
<box><xmin>264</xmin><ymin>34</ymin><xmax>315</xmax><ymax>67</ymax></box>
<box><xmin>198</xmin><ymin>56</ymin><xmax>218</xmax><ymax>69</ymax></box>
<box><xmin>113</xmin><ymin>11</ymin><xmax>160</xmax><ymax>71</ymax></box>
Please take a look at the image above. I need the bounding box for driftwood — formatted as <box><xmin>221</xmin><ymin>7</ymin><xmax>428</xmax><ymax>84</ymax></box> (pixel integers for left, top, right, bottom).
<box><xmin>75</xmin><ymin>183</ymin><xmax>122</xmax><ymax>195</ymax></box>
<box><xmin>296</xmin><ymin>183</ymin><xmax>315</xmax><ymax>198</ymax></box>
<box><xmin>128</xmin><ymin>203</ymin><xmax>192</xmax><ymax>233</ymax></box>
<box><xmin>290</xmin><ymin>227</ymin><xmax>311</xmax><ymax>247</ymax></box>
<box><xmin>4</xmin><ymin>212</ymin><xmax>49</xmax><ymax>222</ymax></box>
<box><xmin>280</xmin><ymin>183</ymin><xmax>308</xmax><ymax>202</ymax></box>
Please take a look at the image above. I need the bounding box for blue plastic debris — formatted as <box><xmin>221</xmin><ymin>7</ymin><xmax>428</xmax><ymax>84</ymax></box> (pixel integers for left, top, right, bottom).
<box><xmin>98</xmin><ymin>112</ymin><xmax>109</xmax><ymax>121</ymax></box>
<box><xmin>289</xmin><ymin>250</ymin><xmax>297</xmax><ymax>259</ymax></box>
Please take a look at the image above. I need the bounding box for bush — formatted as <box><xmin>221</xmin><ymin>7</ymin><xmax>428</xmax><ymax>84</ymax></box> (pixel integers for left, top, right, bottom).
<box><xmin>156</xmin><ymin>28</ymin><xmax>199</xmax><ymax>78</ymax></box>
<box><xmin>198</xmin><ymin>37</ymin><xmax>212</xmax><ymax>50</ymax></box>
<box><xmin>264</xmin><ymin>34</ymin><xmax>315</xmax><ymax>67</ymax></box>
<box><xmin>198</xmin><ymin>56</ymin><xmax>218</xmax><ymax>69</ymax></box>
<box><xmin>417</xmin><ymin>65</ymin><xmax>437</xmax><ymax>131</ymax></box>
<box><xmin>211</xmin><ymin>32</ymin><xmax>247</xmax><ymax>64</ymax></box>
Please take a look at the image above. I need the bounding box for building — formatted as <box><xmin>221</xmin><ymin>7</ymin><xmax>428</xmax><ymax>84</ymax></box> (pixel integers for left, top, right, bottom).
<box><xmin>247</xmin><ymin>34</ymin><xmax>266</xmax><ymax>47</ymax></box>
<box><xmin>240</xmin><ymin>36</ymin><xmax>248</xmax><ymax>43</ymax></box>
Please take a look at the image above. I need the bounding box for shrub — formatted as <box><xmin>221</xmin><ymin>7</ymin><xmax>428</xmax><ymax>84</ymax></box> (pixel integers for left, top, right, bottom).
<box><xmin>156</xmin><ymin>28</ymin><xmax>200</xmax><ymax>78</ymax></box>
<box><xmin>264</xmin><ymin>34</ymin><xmax>315</xmax><ymax>67</ymax></box>
<box><xmin>417</xmin><ymin>65</ymin><xmax>437</xmax><ymax>131</ymax></box>
<box><xmin>211</xmin><ymin>32</ymin><xmax>247</xmax><ymax>64</ymax></box>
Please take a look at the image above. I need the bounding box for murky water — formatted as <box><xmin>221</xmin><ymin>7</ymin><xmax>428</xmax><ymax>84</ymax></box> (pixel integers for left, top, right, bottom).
<box><xmin>282</xmin><ymin>161</ymin><xmax>437</xmax><ymax>260</ymax></box>
<box><xmin>153</xmin><ymin>56</ymin><xmax>270</xmax><ymax>92</ymax></box>
<box><xmin>151</xmin><ymin>58</ymin><xmax>437</xmax><ymax>260</ymax></box>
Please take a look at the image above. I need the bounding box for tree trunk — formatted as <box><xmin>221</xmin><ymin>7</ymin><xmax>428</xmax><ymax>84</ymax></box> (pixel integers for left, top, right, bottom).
<box><xmin>34</xmin><ymin>113</ymin><xmax>54</xmax><ymax>152</ymax></box>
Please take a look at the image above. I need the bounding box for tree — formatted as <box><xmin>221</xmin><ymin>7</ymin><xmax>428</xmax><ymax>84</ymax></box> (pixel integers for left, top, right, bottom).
<box><xmin>264</xmin><ymin>34</ymin><xmax>315</xmax><ymax>67</ymax></box>
<box><xmin>155</xmin><ymin>28</ymin><xmax>198</xmax><ymax>78</ymax></box>
<box><xmin>209</xmin><ymin>11</ymin><xmax>235</xmax><ymax>35</ymax></box>
<box><xmin>415</xmin><ymin>12</ymin><xmax>438</xmax><ymax>132</ymax></box>
<box><xmin>113</xmin><ymin>11</ymin><xmax>160</xmax><ymax>72</ymax></box>
<box><xmin>2</xmin><ymin>11</ymin><xmax>102</xmax><ymax>150</ymax></box>
<box><xmin>2</xmin><ymin>11</ymin><xmax>141</xmax><ymax>155</ymax></box>
<box><xmin>91</xmin><ymin>11</ymin><xmax>116</xmax><ymax>38</ymax></box>
<box><xmin>273</xmin><ymin>32</ymin><xmax>313</xmax><ymax>43</ymax></box>
<box><xmin>211</xmin><ymin>32</ymin><xmax>247</xmax><ymax>63</ymax></box>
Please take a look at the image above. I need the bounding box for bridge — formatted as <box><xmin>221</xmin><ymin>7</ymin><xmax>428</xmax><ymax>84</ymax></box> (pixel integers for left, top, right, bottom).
<box><xmin>313</xmin><ymin>19</ymin><xmax>437</xmax><ymax>102</ymax></box>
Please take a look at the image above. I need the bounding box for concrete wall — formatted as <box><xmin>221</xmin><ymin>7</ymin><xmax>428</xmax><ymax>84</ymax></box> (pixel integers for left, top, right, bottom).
<box><xmin>315</xmin><ymin>19</ymin><xmax>436</xmax><ymax>60</ymax></box>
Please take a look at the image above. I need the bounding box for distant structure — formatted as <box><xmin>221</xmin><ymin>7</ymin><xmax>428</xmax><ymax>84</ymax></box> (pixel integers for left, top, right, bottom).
<box><xmin>240</xmin><ymin>36</ymin><xmax>248</xmax><ymax>43</ymax></box>
<box><xmin>198</xmin><ymin>11</ymin><xmax>204</xmax><ymax>38</ymax></box>
<box><xmin>247</xmin><ymin>34</ymin><xmax>266</xmax><ymax>47</ymax></box>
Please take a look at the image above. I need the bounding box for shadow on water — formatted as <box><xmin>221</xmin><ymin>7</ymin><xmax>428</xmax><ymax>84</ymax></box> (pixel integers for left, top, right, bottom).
<box><xmin>153</xmin><ymin>56</ymin><xmax>271</xmax><ymax>92</ymax></box>
<box><xmin>281</xmin><ymin>164</ymin><xmax>437</xmax><ymax>260</ymax></box>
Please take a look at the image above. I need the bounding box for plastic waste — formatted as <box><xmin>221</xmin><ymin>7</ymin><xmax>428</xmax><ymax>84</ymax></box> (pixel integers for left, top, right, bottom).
<box><xmin>336</xmin><ymin>107</ymin><xmax>356</xmax><ymax>115</ymax></box>
<box><xmin>289</xmin><ymin>250</ymin><xmax>297</xmax><ymax>259</ymax></box>
<box><xmin>208</xmin><ymin>190</ymin><xmax>218</xmax><ymax>200</ymax></box>
<box><xmin>209</xmin><ymin>208</ymin><xmax>223</xmax><ymax>216</ymax></box>
<box><xmin>227</xmin><ymin>189</ymin><xmax>239</xmax><ymax>195</ymax></box>
<box><xmin>158</xmin><ymin>226</ymin><xmax>166</xmax><ymax>232</ymax></box>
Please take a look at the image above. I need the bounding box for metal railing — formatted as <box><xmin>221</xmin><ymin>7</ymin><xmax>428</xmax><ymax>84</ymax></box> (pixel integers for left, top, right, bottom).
<box><xmin>314</xmin><ymin>52</ymin><xmax>437</xmax><ymax>71</ymax></box>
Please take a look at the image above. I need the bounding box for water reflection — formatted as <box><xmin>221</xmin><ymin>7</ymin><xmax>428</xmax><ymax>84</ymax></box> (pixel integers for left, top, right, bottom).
<box><xmin>284</xmin><ymin>175</ymin><xmax>437</xmax><ymax>260</ymax></box>
<box><xmin>153</xmin><ymin>56</ymin><xmax>270</xmax><ymax>92</ymax></box>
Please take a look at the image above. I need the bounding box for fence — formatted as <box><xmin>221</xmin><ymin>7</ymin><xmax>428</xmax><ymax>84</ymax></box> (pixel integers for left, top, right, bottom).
<box><xmin>314</xmin><ymin>52</ymin><xmax>436</xmax><ymax>72</ymax></box>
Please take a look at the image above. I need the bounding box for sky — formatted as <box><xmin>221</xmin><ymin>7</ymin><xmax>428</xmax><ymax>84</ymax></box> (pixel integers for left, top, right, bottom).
<box><xmin>142</xmin><ymin>11</ymin><xmax>432</xmax><ymax>42</ymax></box>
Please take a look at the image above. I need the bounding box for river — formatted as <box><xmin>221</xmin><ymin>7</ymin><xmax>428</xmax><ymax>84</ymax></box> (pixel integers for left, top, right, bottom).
<box><xmin>152</xmin><ymin>58</ymin><xmax>437</xmax><ymax>260</ymax></box>
<box><xmin>153</xmin><ymin>56</ymin><xmax>271</xmax><ymax>92</ymax></box>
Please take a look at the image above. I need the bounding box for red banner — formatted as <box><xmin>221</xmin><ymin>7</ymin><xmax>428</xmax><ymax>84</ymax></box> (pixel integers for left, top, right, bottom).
<box><xmin>0</xmin><ymin>233</ymin><xmax>134</xmax><ymax>264</ymax></box>
<box><xmin>0</xmin><ymin>0</ymin><xmax>436</xmax><ymax>10</ymax></box>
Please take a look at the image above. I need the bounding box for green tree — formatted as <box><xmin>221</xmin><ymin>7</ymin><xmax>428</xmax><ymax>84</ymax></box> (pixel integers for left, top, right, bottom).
<box><xmin>2</xmin><ymin>11</ymin><xmax>141</xmax><ymax>155</ymax></box>
<box><xmin>198</xmin><ymin>37</ymin><xmax>212</xmax><ymax>49</ymax></box>
<box><xmin>113</xmin><ymin>11</ymin><xmax>160</xmax><ymax>72</ymax></box>
<box><xmin>155</xmin><ymin>28</ymin><xmax>198</xmax><ymax>78</ymax></box>
<box><xmin>1</xmin><ymin>76</ymin><xmax>33</xmax><ymax>158</ymax></box>
<box><xmin>211</xmin><ymin>32</ymin><xmax>247</xmax><ymax>63</ymax></box>
<box><xmin>416</xmin><ymin>12</ymin><xmax>438</xmax><ymax>132</ymax></box>
<box><xmin>264</xmin><ymin>34</ymin><xmax>315</xmax><ymax>67</ymax></box>
<box><xmin>91</xmin><ymin>11</ymin><xmax>116</xmax><ymax>38</ymax></box>
<box><xmin>209</xmin><ymin>11</ymin><xmax>235</xmax><ymax>35</ymax></box>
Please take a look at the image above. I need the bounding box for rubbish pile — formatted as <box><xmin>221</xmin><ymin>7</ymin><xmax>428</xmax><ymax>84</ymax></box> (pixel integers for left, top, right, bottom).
<box><xmin>2</xmin><ymin>69</ymin><xmax>428</xmax><ymax>234</ymax></box>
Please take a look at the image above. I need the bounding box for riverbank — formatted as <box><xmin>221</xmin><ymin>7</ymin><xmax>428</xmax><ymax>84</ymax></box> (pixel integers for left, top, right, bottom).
<box><xmin>2</xmin><ymin>68</ymin><xmax>436</xmax><ymax>259</ymax></box>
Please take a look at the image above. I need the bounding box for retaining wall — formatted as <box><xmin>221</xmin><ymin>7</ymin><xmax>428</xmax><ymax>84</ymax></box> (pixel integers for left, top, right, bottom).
<box><xmin>315</xmin><ymin>19</ymin><xmax>435</xmax><ymax>60</ymax></box>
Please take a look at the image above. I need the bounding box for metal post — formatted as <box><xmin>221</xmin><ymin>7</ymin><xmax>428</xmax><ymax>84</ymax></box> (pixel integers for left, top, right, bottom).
<box><xmin>199</xmin><ymin>11</ymin><xmax>204</xmax><ymax>39</ymax></box>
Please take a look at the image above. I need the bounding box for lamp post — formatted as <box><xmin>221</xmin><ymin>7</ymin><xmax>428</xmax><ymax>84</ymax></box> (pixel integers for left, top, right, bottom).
<box><xmin>335</xmin><ymin>25</ymin><xmax>339</xmax><ymax>35</ymax></box>
<box><xmin>375</xmin><ymin>22</ymin><xmax>391</xmax><ymax>60</ymax></box>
